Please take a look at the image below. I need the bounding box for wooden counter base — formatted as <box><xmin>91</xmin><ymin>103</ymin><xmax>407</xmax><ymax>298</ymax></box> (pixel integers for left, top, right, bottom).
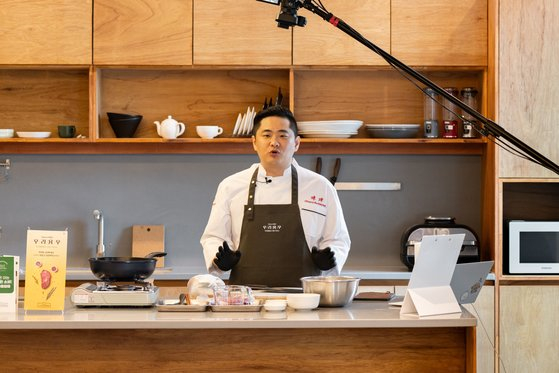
<box><xmin>0</xmin><ymin>327</ymin><xmax>473</xmax><ymax>372</ymax></box>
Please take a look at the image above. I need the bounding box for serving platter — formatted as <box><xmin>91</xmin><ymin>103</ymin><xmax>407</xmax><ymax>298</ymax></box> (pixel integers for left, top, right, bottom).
<box><xmin>16</xmin><ymin>131</ymin><xmax>51</xmax><ymax>139</ymax></box>
<box><xmin>156</xmin><ymin>300</ymin><xmax>207</xmax><ymax>312</ymax></box>
<box><xmin>210</xmin><ymin>300</ymin><xmax>262</xmax><ymax>312</ymax></box>
<box><xmin>299</xmin><ymin>133</ymin><xmax>354</xmax><ymax>138</ymax></box>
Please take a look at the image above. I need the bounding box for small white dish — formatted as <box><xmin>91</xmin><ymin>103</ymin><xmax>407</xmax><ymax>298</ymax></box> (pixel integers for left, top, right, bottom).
<box><xmin>232</xmin><ymin>113</ymin><xmax>242</xmax><ymax>136</ymax></box>
<box><xmin>0</xmin><ymin>129</ymin><xmax>14</xmax><ymax>138</ymax></box>
<box><xmin>240</xmin><ymin>107</ymin><xmax>250</xmax><ymax>136</ymax></box>
<box><xmin>286</xmin><ymin>293</ymin><xmax>320</xmax><ymax>310</ymax></box>
<box><xmin>247</xmin><ymin>107</ymin><xmax>255</xmax><ymax>134</ymax></box>
<box><xmin>16</xmin><ymin>131</ymin><xmax>51</xmax><ymax>139</ymax></box>
<box><xmin>264</xmin><ymin>299</ymin><xmax>287</xmax><ymax>312</ymax></box>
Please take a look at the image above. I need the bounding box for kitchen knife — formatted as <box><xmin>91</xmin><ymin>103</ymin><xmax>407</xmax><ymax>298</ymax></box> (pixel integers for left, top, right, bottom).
<box><xmin>330</xmin><ymin>158</ymin><xmax>341</xmax><ymax>185</ymax></box>
<box><xmin>315</xmin><ymin>157</ymin><xmax>322</xmax><ymax>174</ymax></box>
<box><xmin>275</xmin><ymin>87</ymin><xmax>283</xmax><ymax>106</ymax></box>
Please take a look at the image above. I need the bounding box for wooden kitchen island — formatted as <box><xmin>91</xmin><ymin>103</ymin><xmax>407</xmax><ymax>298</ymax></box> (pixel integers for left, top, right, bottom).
<box><xmin>0</xmin><ymin>298</ymin><xmax>475</xmax><ymax>372</ymax></box>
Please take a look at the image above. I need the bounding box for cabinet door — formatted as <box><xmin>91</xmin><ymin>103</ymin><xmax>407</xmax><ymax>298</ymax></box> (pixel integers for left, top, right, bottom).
<box><xmin>498</xmin><ymin>0</ymin><xmax>559</xmax><ymax>178</ymax></box>
<box><xmin>94</xmin><ymin>0</ymin><xmax>192</xmax><ymax>65</ymax></box>
<box><xmin>392</xmin><ymin>0</ymin><xmax>487</xmax><ymax>66</ymax></box>
<box><xmin>293</xmin><ymin>0</ymin><xmax>390</xmax><ymax>66</ymax></box>
<box><xmin>500</xmin><ymin>286</ymin><xmax>559</xmax><ymax>372</ymax></box>
<box><xmin>193</xmin><ymin>0</ymin><xmax>291</xmax><ymax>65</ymax></box>
<box><xmin>0</xmin><ymin>0</ymin><xmax>92</xmax><ymax>64</ymax></box>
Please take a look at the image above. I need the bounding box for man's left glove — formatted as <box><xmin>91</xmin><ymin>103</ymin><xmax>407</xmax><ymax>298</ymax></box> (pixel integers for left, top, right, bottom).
<box><xmin>311</xmin><ymin>247</ymin><xmax>336</xmax><ymax>270</ymax></box>
<box><xmin>213</xmin><ymin>241</ymin><xmax>241</xmax><ymax>271</ymax></box>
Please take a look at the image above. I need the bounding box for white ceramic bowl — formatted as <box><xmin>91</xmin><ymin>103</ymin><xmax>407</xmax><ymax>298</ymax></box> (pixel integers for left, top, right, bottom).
<box><xmin>264</xmin><ymin>299</ymin><xmax>287</xmax><ymax>312</ymax></box>
<box><xmin>0</xmin><ymin>129</ymin><xmax>14</xmax><ymax>138</ymax></box>
<box><xmin>286</xmin><ymin>293</ymin><xmax>320</xmax><ymax>310</ymax></box>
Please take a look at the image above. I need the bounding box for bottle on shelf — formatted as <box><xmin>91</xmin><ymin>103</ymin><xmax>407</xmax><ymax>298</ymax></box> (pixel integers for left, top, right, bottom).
<box><xmin>460</xmin><ymin>87</ymin><xmax>479</xmax><ymax>138</ymax></box>
<box><xmin>442</xmin><ymin>87</ymin><xmax>459</xmax><ymax>138</ymax></box>
<box><xmin>423</xmin><ymin>88</ymin><xmax>440</xmax><ymax>138</ymax></box>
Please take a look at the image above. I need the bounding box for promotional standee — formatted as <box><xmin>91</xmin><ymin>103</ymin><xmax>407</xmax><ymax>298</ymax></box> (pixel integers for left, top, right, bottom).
<box><xmin>400</xmin><ymin>234</ymin><xmax>465</xmax><ymax>317</ymax></box>
<box><xmin>24</xmin><ymin>229</ymin><xmax>68</xmax><ymax>312</ymax></box>
<box><xmin>0</xmin><ymin>255</ymin><xmax>19</xmax><ymax>313</ymax></box>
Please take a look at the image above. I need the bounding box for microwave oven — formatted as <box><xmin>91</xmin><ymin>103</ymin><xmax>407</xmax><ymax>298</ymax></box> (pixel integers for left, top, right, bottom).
<box><xmin>507</xmin><ymin>220</ymin><xmax>559</xmax><ymax>274</ymax></box>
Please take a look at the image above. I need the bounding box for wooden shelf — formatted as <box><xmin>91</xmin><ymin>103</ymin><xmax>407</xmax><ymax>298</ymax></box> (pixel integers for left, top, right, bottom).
<box><xmin>498</xmin><ymin>275</ymin><xmax>559</xmax><ymax>285</ymax></box>
<box><xmin>0</xmin><ymin>138</ymin><xmax>486</xmax><ymax>155</ymax></box>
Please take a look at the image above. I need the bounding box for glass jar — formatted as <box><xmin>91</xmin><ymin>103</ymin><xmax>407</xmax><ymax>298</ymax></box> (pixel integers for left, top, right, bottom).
<box><xmin>460</xmin><ymin>87</ymin><xmax>479</xmax><ymax>138</ymax></box>
<box><xmin>423</xmin><ymin>88</ymin><xmax>439</xmax><ymax>138</ymax></box>
<box><xmin>442</xmin><ymin>87</ymin><xmax>459</xmax><ymax>138</ymax></box>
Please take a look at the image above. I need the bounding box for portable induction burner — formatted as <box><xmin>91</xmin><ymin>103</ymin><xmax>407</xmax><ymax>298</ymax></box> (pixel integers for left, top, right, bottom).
<box><xmin>71</xmin><ymin>281</ymin><xmax>159</xmax><ymax>307</ymax></box>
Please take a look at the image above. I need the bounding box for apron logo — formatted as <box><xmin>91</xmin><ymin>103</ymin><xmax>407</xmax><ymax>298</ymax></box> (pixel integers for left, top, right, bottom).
<box><xmin>262</xmin><ymin>223</ymin><xmax>282</xmax><ymax>233</ymax></box>
<box><xmin>304</xmin><ymin>195</ymin><xmax>326</xmax><ymax>207</ymax></box>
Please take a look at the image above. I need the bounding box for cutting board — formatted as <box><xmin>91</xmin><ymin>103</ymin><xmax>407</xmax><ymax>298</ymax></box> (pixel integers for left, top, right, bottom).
<box><xmin>132</xmin><ymin>225</ymin><xmax>165</xmax><ymax>268</ymax></box>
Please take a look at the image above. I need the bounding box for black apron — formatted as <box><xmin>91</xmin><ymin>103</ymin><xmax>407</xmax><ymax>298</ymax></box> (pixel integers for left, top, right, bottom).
<box><xmin>228</xmin><ymin>166</ymin><xmax>320</xmax><ymax>287</ymax></box>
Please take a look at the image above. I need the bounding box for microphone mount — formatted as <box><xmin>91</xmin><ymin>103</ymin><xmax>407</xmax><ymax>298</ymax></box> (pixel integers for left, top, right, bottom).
<box><xmin>257</xmin><ymin>0</ymin><xmax>559</xmax><ymax>175</ymax></box>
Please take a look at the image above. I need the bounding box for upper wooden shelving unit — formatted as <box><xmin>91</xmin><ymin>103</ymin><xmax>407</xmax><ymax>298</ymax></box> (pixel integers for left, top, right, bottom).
<box><xmin>0</xmin><ymin>137</ymin><xmax>486</xmax><ymax>155</ymax></box>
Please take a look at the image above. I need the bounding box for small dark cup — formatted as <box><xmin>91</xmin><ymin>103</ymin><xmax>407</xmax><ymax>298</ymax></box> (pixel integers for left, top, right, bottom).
<box><xmin>58</xmin><ymin>125</ymin><xmax>76</xmax><ymax>138</ymax></box>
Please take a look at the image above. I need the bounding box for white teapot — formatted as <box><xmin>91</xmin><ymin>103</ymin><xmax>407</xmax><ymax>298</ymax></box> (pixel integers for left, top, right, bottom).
<box><xmin>154</xmin><ymin>115</ymin><xmax>186</xmax><ymax>139</ymax></box>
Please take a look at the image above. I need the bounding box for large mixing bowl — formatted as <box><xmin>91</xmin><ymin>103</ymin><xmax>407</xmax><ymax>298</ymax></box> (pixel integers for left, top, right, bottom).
<box><xmin>300</xmin><ymin>276</ymin><xmax>360</xmax><ymax>307</ymax></box>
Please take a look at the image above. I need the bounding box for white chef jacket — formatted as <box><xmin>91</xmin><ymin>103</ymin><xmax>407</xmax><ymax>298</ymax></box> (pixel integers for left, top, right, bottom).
<box><xmin>200</xmin><ymin>159</ymin><xmax>351</xmax><ymax>276</ymax></box>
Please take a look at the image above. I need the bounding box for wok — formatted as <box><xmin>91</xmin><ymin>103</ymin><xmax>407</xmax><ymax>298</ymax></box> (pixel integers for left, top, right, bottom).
<box><xmin>89</xmin><ymin>252</ymin><xmax>167</xmax><ymax>282</ymax></box>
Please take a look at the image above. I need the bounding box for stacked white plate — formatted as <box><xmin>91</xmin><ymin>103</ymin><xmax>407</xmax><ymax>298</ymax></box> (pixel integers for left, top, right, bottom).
<box><xmin>16</xmin><ymin>131</ymin><xmax>51</xmax><ymax>139</ymax></box>
<box><xmin>232</xmin><ymin>107</ymin><xmax>256</xmax><ymax>137</ymax></box>
<box><xmin>365</xmin><ymin>124</ymin><xmax>420</xmax><ymax>138</ymax></box>
<box><xmin>298</xmin><ymin>120</ymin><xmax>363</xmax><ymax>138</ymax></box>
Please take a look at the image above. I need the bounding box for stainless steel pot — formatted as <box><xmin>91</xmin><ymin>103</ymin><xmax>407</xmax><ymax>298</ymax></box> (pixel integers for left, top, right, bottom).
<box><xmin>300</xmin><ymin>276</ymin><xmax>360</xmax><ymax>307</ymax></box>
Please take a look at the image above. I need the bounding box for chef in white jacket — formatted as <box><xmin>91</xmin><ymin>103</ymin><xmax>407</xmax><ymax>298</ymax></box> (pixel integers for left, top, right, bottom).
<box><xmin>200</xmin><ymin>106</ymin><xmax>350</xmax><ymax>287</ymax></box>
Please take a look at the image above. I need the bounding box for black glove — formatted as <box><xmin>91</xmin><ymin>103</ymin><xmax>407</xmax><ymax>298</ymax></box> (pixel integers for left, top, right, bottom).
<box><xmin>311</xmin><ymin>247</ymin><xmax>336</xmax><ymax>270</ymax></box>
<box><xmin>213</xmin><ymin>241</ymin><xmax>241</xmax><ymax>271</ymax></box>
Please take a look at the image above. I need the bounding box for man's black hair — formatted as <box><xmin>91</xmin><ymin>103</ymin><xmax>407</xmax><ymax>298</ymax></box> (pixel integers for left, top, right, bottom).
<box><xmin>252</xmin><ymin>105</ymin><xmax>298</xmax><ymax>137</ymax></box>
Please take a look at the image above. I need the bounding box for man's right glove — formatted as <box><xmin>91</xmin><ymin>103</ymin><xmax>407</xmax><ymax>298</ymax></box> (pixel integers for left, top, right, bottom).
<box><xmin>311</xmin><ymin>247</ymin><xmax>336</xmax><ymax>270</ymax></box>
<box><xmin>213</xmin><ymin>241</ymin><xmax>241</xmax><ymax>271</ymax></box>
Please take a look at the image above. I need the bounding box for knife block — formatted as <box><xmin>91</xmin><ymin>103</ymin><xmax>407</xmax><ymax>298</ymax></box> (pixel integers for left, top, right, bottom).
<box><xmin>132</xmin><ymin>225</ymin><xmax>165</xmax><ymax>268</ymax></box>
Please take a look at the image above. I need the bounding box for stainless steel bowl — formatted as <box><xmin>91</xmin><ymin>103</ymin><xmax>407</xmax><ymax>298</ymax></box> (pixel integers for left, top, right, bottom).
<box><xmin>300</xmin><ymin>276</ymin><xmax>360</xmax><ymax>307</ymax></box>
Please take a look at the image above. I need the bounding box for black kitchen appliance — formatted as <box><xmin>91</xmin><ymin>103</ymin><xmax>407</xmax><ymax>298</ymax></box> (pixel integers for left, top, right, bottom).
<box><xmin>401</xmin><ymin>216</ymin><xmax>480</xmax><ymax>271</ymax></box>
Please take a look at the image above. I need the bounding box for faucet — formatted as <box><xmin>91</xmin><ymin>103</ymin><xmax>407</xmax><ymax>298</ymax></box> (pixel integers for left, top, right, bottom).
<box><xmin>93</xmin><ymin>209</ymin><xmax>105</xmax><ymax>257</ymax></box>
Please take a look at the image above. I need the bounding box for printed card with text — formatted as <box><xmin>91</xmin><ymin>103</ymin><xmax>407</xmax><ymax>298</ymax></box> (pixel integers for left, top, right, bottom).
<box><xmin>0</xmin><ymin>255</ymin><xmax>19</xmax><ymax>313</ymax></box>
<box><xmin>24</xmin><ymin>230</ymin><xmax>68</xmax><ymax>311</ymax></box>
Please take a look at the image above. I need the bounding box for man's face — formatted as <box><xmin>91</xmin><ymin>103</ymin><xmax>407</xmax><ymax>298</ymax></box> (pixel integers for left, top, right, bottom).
<box><xmin>252</xmin><ymin>116</ymin><xmax>300</xmax><ymax>176</ymax></box>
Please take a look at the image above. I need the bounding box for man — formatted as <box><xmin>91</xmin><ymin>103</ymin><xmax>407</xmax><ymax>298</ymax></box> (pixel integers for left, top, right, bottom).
<box><xmin>200</xmin><ymin>106</ymin><xmax>350</xmax><ymax>287</ymax></box>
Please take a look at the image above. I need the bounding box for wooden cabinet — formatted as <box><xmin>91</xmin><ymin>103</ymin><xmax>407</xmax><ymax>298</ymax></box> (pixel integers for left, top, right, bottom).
<box><xmin>0</xmin><ymin>0</ymin><xmax>489</xmax><ymax>156</ymax></box>
<box><xmin>463</xmin><ymin>286</ymin><xmax>494</xmax><ymax>373</ymax></box>
<box><xmin>0</xmin><ymin>68</ymin><xmax>90</xmax><ymax>135</ymax></box>
<box><xmin>500</xmin><ymin>286</ymin><xmax>559</xmax><ymax>372</ymax></box>
<box><xmin>95</xmin><ymin>68</ymin><xmax>290</xmax><ymax>139</ymax></box>
<box><xmin>392</xmin><ymin>0</ymin><xmax>487</xmax><ymax>66</ymax></box>
<box><xmin>498</xmin><ymin>179</ymin><xmax>559</xmax><ymax>281</ymax></box>
<box><xmin>94</xmin><ymin>0</ymin><xmax>192</xmax><ymax>65</ymax></box>
<box><xmin>293</xmin><ymin>68</ymin><xmax>484</xmax><ymax>124</ymax></box>
<box><xmin>498</xmin><ymin>0</ymin><xmax>559</xmax><ymax>178</ymax></box>
<box><xmin>193</xmin><ymin>0</ymin><xmax>291</xmax><ymax>66</ymax></box>
<box><xmin>0</xmin><ymin>0</ymin><xmax>92</xmax><ymax>65</ymax></box>
<box><xmin>293</xmin><ymin>0</ymin><xmax>390</xmax><ymax>66</ymax></box>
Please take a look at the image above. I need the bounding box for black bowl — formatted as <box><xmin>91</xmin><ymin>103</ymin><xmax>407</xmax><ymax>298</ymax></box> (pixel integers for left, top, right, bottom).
<box><xmin>108</xmin><ymin>115</ymin><xmax>143</xmax><ymax>138</ymax></box>
<box><xmin>107</xmin><ymin>112</ymin><xmax>142</xmax><ymax>121</ymax></box>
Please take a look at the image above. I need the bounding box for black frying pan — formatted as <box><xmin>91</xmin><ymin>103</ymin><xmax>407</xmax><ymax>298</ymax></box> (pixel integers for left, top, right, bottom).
<box><xmin>89</xmin><ymin>252</ymin><xmax>166</xmax><ymax>282</ymax></box>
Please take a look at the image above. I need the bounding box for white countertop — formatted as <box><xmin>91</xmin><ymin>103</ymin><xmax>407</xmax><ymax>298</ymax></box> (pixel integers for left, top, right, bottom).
<box><xmin>63</xmin><ymin>266</ymin><xmax>416</xmax><ymax>281</ymax></box>
<box><xmin>62</xmin><ymin>266</ymin><xmax>495</xmax><ymax>281</ymax></box>
<box><xmin>0</xmin><ymin>297</ymin><xmax>476</xmax><ymax>330</ymax></box>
